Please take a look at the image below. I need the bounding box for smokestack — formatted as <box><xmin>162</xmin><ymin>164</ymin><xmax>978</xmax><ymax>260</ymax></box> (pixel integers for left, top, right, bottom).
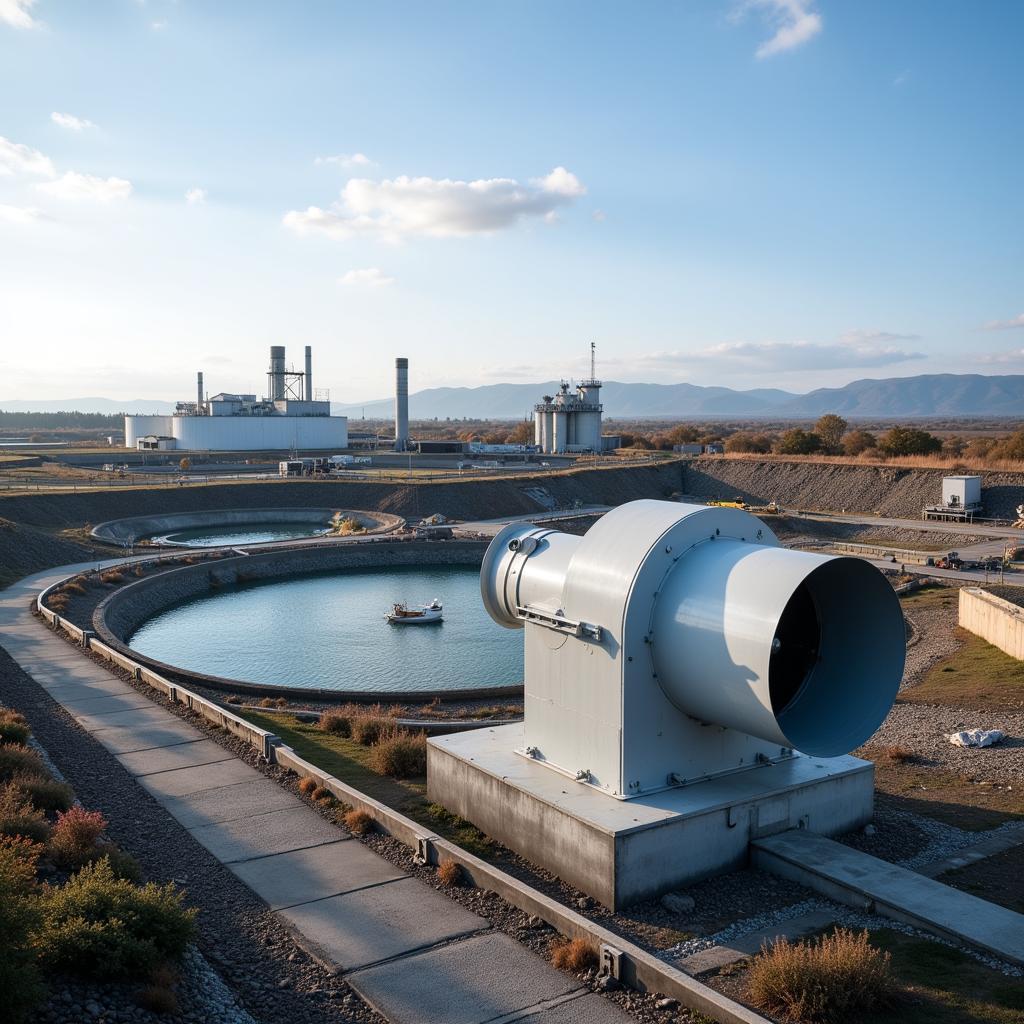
<box><xmin>269</xmin><ymin>345</ymin><xmax>286</xmax><ymax>401</ymax></box>
<box><xmin>395</xmin><ymin>357</ymin><xmax>409</xmax><ymax>452</ymax></box>
<box><xmin>197</xmin><ymin>371</ymin><xmax>203</xmax><ymax>410</ymax></box>
<box><xmin>304</xmin><ymin>345</ymin><xmax>313</xmax><ymax>402</ymax></box>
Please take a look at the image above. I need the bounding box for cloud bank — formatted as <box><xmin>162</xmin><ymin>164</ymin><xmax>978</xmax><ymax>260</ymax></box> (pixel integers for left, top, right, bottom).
<box><xmin>284</xmin><ymin>167</ymin><xmax>586</xmax><ymax>241</ymax></box>
<box><xmin>339</xmin><ymin>268</ymin><xmax>395</xmax><ymax>288</ymax></box>
<box><xmin>51</xmin><ymin>112</ymin><xmax>97</xmax><ymax>132</ymax></box>
<box><xmin>982</xmin><ymin>314</ymin><xmax>1024</xmax><ymax>331</ymax></box>
<box><xmin>736</xmin><ymin>0</ymin><xmax>822</xmax><ymax>58</ymax></box>
<box><xmin>37</xmin><ymin>171</ymin><xmax>132</xmax><ymax>202</ymax></box>
<box><xmin>0</xmin><ymin>0</ymin><xmax>38</xmax><ymax>29</ymax></box>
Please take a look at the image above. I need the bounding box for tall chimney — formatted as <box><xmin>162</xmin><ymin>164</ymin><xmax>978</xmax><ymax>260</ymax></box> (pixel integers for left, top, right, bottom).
<box><xmin>269</xmin><ymin>345</ymin><xmax>286</xmax><ymax>401</ymax></box>
<box><xmin>197</xmin><ymin>371</ymin><xmax>203</xmax><ymax>410</ymax></box>
<box><xmin>395</xmin><ymin>357</ymin><xmax>409</xmax><ymax>452</ymax></box>
<box><xmin>304</xmin><ymin>345</ymin><xmax>313</xmax><ymax>402</ymax></box>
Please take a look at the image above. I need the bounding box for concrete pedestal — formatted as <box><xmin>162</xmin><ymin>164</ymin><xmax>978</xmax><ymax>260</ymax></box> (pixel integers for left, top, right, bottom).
<box><xmin>427</xmin><ymin>724</ymin><xmax>874</xmax><ymax>910</ymax></box>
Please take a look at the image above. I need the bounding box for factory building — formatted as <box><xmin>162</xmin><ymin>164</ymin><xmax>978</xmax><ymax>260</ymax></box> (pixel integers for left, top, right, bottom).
<box><xmin>124</xmin><ymin>346</ymin><xmax>348</xmax><ymax>452</ymax></box>
<box><xmin>533</xmin><ymin>379</ymin><xmax>604</xmax><ymax>454</ymax></box>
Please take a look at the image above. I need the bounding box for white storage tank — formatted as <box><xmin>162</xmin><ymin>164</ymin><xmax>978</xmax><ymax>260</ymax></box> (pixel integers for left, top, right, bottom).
<box><xmin>942</xmin><ymin>475</ymin><xmax>982</xmax><ymax>509</ymax></box>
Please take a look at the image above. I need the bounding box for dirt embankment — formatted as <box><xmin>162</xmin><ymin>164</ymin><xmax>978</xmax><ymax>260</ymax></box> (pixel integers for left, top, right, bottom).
<box><xmin>683</xmin><ymin>458</ymin><xmax>1024</xmax><ymax>519</ymax></box>
<box><xmin>0</xmin><ymin>462</ymin><xmax>685</xmax><ymax>584</ymax></box>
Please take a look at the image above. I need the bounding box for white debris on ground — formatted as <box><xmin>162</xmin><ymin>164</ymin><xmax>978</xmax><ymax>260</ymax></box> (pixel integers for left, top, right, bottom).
<box><xmin>661</xmin><ymin>898</ymin><xmax>1024</xmax><ymax>978</ymax></box>
<box><xmin>949</xmin><ymin>728</ymin><xmax>1006</xmax><ymax>748</ymax></box>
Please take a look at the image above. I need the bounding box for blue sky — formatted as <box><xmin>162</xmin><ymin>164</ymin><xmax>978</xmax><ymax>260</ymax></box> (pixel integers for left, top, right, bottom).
<box><xmin>1</xmin><ymin>0</ymin><xmax>1022</xmax><ymax>404</ymax></box>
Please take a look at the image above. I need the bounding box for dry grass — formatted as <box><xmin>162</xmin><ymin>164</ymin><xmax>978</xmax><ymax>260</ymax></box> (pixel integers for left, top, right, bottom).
<box><xmin>257</xmin><ymin>697</ymin><xmax>287</xmax><ymax>709</ymax></box>
<box><xmin>297</xmin><ymin>776</ymin><xmax>318</xmax><ymax>796</ymax></box>
<box><xmin>0</xmin><ymin>710</ymin><xmax>30</xmax><ymax>745</ymax></box>
<box><xmin>224</xmin><ymin>695</ymin><xmax>243</xmax><ymax>705</ymax></box>
<box><xmin>310</xmin><ymin>785</ymin><xmax>335</xmax><ymax>804</ymax></box>
<box><xmin>99</xmin><ymin>570</ymin><xmax>124</xmax><ymax>585</ymax></box>
<box><xmin>437</xmin><ymin>860</ymin><xmax>462</xmax><ymax>886</ymax></box>
<box><xmin>550</xmin><ymin>937</ymin><xmax>598</xmax><ymax>972</ymax></box>
<box><xmin>319</xmin><ymin>707</ymin><xmax>353</xmax><ymax>737</ymax></box>
<box><xmin>351</xmin><ymin>715</ymin><xmax>391</xmax><ymax>746</ymax></box>
<box><xmin>880</xmin><ymin>745</ymin><xmax>915</xmax><ymax>764</ymax></box>
<box><xmin>10</xmin><ymin>771</ymin><xmax>74</xmax><ymax>812</ymax></box>
<box><xmin>0</xmin><ymin>783</ymin><xmax>51</xmax><ymax>843</ymax></box>
<box><xmin>343</xmin><ymin>809</ymin><xmax>374</xmax><ymax>835</ymax></box>
<box><xmin>716</xmin><ymin>450</ymin><xmax>1024</xmax><ymax>474</ymax></box>
<box><xmin>748</xmin><ymin>928</ymin><xmax>894</xmax><ymax>1023</ymax></box>
<box><xmin>368</xmin><ymin>730</ymin><xmax>427</xmax><ymax>778</ymax></box>
<box><xmin>62</xmin><ymin>580</ymin><xmax>87</xmax><ymax>595</ymax></box>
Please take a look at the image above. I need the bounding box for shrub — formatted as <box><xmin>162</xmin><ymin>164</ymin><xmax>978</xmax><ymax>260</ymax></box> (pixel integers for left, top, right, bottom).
<box><xmin>135</xmin><ymin>985</ymin><xmax>179</xmax><ymax>1015</ymax></box>
<box><xmin>310</xmin><ymin>785</ymin><xmax>335</xmax><ymax>804</ymax></box>
<box><xmin>369</xmin><ymin>730</ymin><xmax>427</xmax><ymax>779</ymax></box>
<box><xmin>748</xmin><ymin>928</ymin><xmax>894</xmax><ymax>1024</ymax></box>
<box><xmin>224</xmin><ymin>695</ymin><xmax>243</xmax><ymax>705</ymax></box>
<box><xmin>104</xmin><ymin>846</ymin><xmax>142</xmax><ymax>882</ymax></box>
<box><xmin>0</xmin><ymin>743</ymin><xmax>45</xmax><ymax>782</ymax></box>
<box><xmin>49</xmin><ymin>806</ymin><xmax>108</xmax><ymax>870</ymax></box>
<box><xmin>880</xmin><ymin>745</ymin><xmax>914</xmax><ymax>764</ymax></box>
<box><xmin>351</xmin><ymin>715</ymin><xmax>390</xmax><ymax>746</ymax></box>
<box><xmin>319</xmin><ymin>707</ymin><xmax>352</xmax><ymax>737</ymax></box>
<box><xmin>63</xmin><ymin>580</ymin><xmax>87</xmax><ymax>596</ymax></box>
<box><xmin>550</xmin><ymin>937</ymin><xmax>598</xmax><ymax>972</ymax></box>
<box><xmin>100</xmin><ymin>570</ymin><xmax>124</xmax><ymax>585</ymax></box>
<box><xmin>0</xmin><ymin>784</ymin><xmax>51</xmax><ymax>843</ymax></box>
<box><xmin>298</xmin><ymin>776</ymin><xmax>319</xmax><ymax>796</ymax></box>
<box><xmin>0</xmin><ymin>836</ymin><xmax>45</xmax><ymax>1023</ymax></box>
<box><xmin>0</xmin><ymin>710</ymin><xmax>30</xmax><ymax>745</ymax></box>
<box><xmin>437</xmin><ymin>860</ymin><xmax>462</xmax><ymax>887</ymax></box>
<box><xmin>37</xmin><ymin>857</ymin><xmax>197</xmax><ymax>979</ymax></box>
<box><xmin>11</xmin><ymin>772</ymin><xmax>74</xmax><ymax>812</ymax></box>
<box><xmin>343</xmin><ymin>809</ymin><xmax>373</xmax><ymax>835</ymax></box>
<box><xmin>257</xmin><ymin>697</ymin><xmax>277</xmax><ymax>708</ymax></box>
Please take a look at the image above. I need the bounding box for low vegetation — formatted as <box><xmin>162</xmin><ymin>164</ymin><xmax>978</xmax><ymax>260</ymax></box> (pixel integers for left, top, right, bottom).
<box><xmin>748</xmin><ymin>928</ymin><xmax>894</xmax><ymax>1023</ymax></box>
<box><xmin>549</xmin><ymin>936</ymin><xmax>598</xmax><ymax>972</ymax></box>
<box><xmin>436</xmin><ymin>859</ymin><xmax>462</xmax><ymax>886</ymax></box>
<box><xmin>0</xmin><ymin>704</ymin><xmax>193</xmax><ymax>1022</ymax></box>
<box><xmin>342</xmin><ymin>808</ymin><xmax>373</xmax><ymax>835</ymax></box>
<box><xmin>368</xmin><ymin>729</ymin><xmax>427</xmax><ymax>778</ymax></box>
<box><xmin>330</xmin><ymin>512</ymin><xmax>366</xmax><ymax>535</ymax></box>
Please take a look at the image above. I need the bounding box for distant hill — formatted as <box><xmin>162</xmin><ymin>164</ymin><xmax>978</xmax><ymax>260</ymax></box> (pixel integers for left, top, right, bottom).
<box><xmin>333</xmin><ymin>374</ymin><xmax>1024</xmax><ymax>419</ymax></box>
<box><xmin>10</xmin><ymin>374</ymin><xmax>1024</xmax><ymax>420</ymax></box>
<box><xmin>0</xmin><ymin>398</ymin><xmax>175</xmax><ymax>415</ymax></box>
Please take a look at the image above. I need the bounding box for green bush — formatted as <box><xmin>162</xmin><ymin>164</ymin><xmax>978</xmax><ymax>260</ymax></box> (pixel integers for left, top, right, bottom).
<box><xmin>11</xmin><ymin>772</ymin><xmax>74</xmax><ymax>812</ymax></box>
<box><xmin>37</xmin><ymin>857</ymin><xmax>197</xmax><ymax>978</ymax></box>
<box><xmin>0</xmin><ymin>783</ymin><xmax>51</xmax><ymax>843</ymax></box>
<box><xmin>0</xmin><ymin>743</ymin><xmax>45</xmax><ymax>782</ymax></box>
<box><xmin>369</xmin><ymin>730</ymin><xmax>427</xmax><ymax>778</ymax></box>
<box><xmin>0</xmin><ymin>836</ymin><xmax>45</xmax><ymax>1023</ymax></box>
<box><xmin>103</xmin><ymin>846</ymin><xmax>142</xmax><ymax>883</ymax></box>
<box><xmin>0</xmin><ymin>710</ymin><xmax>30</xmax><ymax>745</ymax></box>
<box><xmin>48</xmin><ymin>806</ymin><xmax>107</xmax><ymax>871</ymax></box>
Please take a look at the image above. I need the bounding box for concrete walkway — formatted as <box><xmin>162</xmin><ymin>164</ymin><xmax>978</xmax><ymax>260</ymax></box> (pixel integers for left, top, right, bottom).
<box><xmin>0</xmin><ymin>564</ymin><xmax>629</xmax><ymax>1024</ymax></box>
<box><xmin>752</xmin><ymin>829</ymin><xmax>1024</xmax><ymax>967</ymax></box>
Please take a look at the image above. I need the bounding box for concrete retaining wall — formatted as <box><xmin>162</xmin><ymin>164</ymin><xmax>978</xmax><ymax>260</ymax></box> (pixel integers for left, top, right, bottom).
<box><xmin>91</xmin><ymin>507</ymin><xmax>403</xmax><ymax>545</ymax></box>
<box><xmin>93</xmin><ymin>540</ymin><xmax>521</xmax><ymax>700</ymax></box>
<box><xmin>959</xmin><ymin>587</ymin><xmax>1024</xmax><ymax>659</ymax></box>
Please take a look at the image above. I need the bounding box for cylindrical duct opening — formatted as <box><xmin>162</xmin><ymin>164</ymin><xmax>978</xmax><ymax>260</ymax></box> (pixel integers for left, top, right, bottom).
<box><xmin>650</xmin><ymin>541</ymin><xmax>905</xmax><ymax>757</ymax></box>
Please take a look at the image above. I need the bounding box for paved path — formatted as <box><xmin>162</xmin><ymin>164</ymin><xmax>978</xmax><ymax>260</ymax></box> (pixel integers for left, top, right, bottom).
<box><xmin>0</xmin><ymin>564</ymin><xmax>629</xmax><ymax>1024</ymax></box>
<box><xmin>751</xmin><ymin>830</ymin><xmax>1024</xmax><ymax>967</ymax></box>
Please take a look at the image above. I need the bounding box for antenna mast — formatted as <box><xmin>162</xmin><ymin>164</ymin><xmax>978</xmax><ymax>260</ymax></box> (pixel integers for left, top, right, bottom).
<box><xmin>590</xmin><ymin>341</ymin><xmax>596</xmax><ymax>380</ymax></box>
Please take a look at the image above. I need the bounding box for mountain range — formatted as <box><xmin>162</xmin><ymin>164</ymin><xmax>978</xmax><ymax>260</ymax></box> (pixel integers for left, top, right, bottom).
<box><xmin>5</xmin><ymin>374</ymin><xmax>1024</xmax><ymax>420</ymax></box>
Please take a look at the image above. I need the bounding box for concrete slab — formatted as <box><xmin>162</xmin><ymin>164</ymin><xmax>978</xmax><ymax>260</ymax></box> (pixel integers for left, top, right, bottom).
<box><xmin>189</xmin><ymin>805</ymin><xmax>342</xmax><ymax>864</ymax></box>
<box><xmin>919</xmin><ymin>822</ymin><xmax>1024</xmax><ymax>878</ymax></box>
<box><xmin>753</xmin><ymin>830</ymin><xmax>1024</xmax><ymax>966</ymax></box>
<box><xmin>116</xmin><ymin>739</ymin><xmax>235</xmax><ymax>776</ymax></box>
<box><xmin>229</xmin><ymin>840</ymin><xmax>405</xmax><ymax>911</ymax></box>
<box><xmin>78</xmin><ymin>704</ymin><xmax>182</xmax><ymax>734</ymax></box>
<box><xmin>87</xmin><ymin>716</ymin><xmax>201</xmax><ymax>754</ymax></box>
<box><xmin>137</xmin><ymin>758</ymin><xmax>259</xmax><ymax>798</ymax></box>
<box><xmin>156</xmin><ymin>776</ymin><xmax>310</xmax><ymax>829</ymax></box>
<box><xmin>350</xmin><ymin>931</ymin><xmax>581</xmax><ymax>1024</ymax></box>
<box><xmin>677</xmin><ymin>911</ymin><xmax>836</xmax><ymax>975</ymax></box>
<box><xmin>39</xmin><ymin>679</ymin><xmax>137</xmax><ymax>703</ymax></box>
<box><xmin>65</xmin><ymin>695</ymin><xmax>165</xmax><ymax>729</ymax></box>
<box><xmin>276</xmin><ymin>876</ymin><xmax>485</xmax><ymax>972</ymax></box>
<box><xmin>58</xmin><ymin>691</ymin><xmax>155</xmax><ymax>716</ymax></box>
<box><xmin>509</xmin><ymin>993</ymin><xmax>632</xmax><ymax>1024</ymax></box>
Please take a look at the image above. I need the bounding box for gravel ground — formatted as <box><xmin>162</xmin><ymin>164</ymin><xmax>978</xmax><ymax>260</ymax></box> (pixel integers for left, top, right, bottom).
<box><xmin>0</xmin><ymin>645</ymin><xmax>381</xmax><ymax>1024</ymax></box>
<box><xmin>871</xmin><ymin>703</ymin><xmax>1024</xmax><ymax>777</ymax></box>
<box><xmin>899</xmin><ymin>590</ymin><xmax>964</xmax><ymax>690</ymax></box>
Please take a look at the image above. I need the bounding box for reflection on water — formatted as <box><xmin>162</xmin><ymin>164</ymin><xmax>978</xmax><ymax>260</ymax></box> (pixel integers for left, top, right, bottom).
<box><xmin>128</xmin><ymin>565</ymin><xmax>523</xmax><ymax>692</ymax></box>
<box><xmin>150</xmin><ymin>523</ymin><xmax>329</xmax><ymax>547</ymax></box>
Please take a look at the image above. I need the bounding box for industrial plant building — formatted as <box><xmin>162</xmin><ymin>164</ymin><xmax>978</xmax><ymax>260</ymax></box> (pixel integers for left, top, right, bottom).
<box><xmin>534</xmin><ymin>379</ymin><xmax>606</xmax><ymax>454</ymax></box>
<box><xmin>125</xmin><ymin>346</ymin><xmax>348</xmax><ymax>452</ymax></box>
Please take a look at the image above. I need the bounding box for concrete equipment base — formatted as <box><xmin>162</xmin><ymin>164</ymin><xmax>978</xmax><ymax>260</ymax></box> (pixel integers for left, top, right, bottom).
<box><xmin>427</xmin><ymin>724</ymin><xmax>875</xmax><ymax>910</ymax></box>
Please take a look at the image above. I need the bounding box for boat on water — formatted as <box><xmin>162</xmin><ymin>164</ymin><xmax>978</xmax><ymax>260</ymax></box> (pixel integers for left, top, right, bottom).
<box><xmin>385</xmin><ymin>599</ymin><xmax>443</xmax><ymax>625</ymax></box>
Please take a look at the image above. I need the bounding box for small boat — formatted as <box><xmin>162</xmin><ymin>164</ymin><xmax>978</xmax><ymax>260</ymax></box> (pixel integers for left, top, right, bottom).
<box><xmin>386</xmin><ymin>598</ymin><xmax>443</xmax><ymax>625</ymax></box>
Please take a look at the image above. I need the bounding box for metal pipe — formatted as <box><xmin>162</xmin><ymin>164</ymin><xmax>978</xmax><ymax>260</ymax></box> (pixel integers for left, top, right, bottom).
<box><xmin>304</xmin><ymin>345</ymin><xmax>312</xmax><ymax>402</ymax></box>
<box><xmin>197</xmin><ymin>371</ymin><xmax>203</xmax><ymax>410</ymax></box>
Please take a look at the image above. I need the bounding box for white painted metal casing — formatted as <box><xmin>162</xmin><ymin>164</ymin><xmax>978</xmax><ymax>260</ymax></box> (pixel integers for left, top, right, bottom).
<box><xmin>480</xmin><ymin>499</ymin><xmax>905</xmax><ymax>799</ymax></box>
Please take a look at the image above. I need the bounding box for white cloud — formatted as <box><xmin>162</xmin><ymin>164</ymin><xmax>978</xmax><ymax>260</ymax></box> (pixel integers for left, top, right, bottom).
<box><xmin>591</xmin><ymin>209</ymin><xmax>607</xmax><ymax>222</ymax></box>
<box><xmin>150</xmin><ymin>19</ymin><xmax>167</xmax><ymax>30</ymax></box>
<box><xmin>51</xmin><ymin>112</ymin><xmax>97</xmax><ymax>132</ymax></box>
<box><xmin>981</xmin><ymin>313</ymin><xmax>1024</xmax><ymax>331</ymax></box>
<box><xmin>0</xmin><ymin>0</ymin><xmax>39</xmax><ymax>29</ymax></box>
<box><xmin>315</xmin><ymin>152</ymin><xmax>375</xmax><ymax>169</ymax></box>
<box><xmin>646</xmin><ymin>339</ymin><xmax>925</xmax><ymax>373</ymax></box>
<box><xmin>284</xmin><ymin>167</ymin><xmax>586</xmax><ymax>241</ymax></box>
<box><xmin>184</xmin><ymin>187</ymin><xmax>207</xmax><ymax>205</ymax></box>
<box><xmin>840</xmin><ymin>328</ymin><xmax>921</xmax><ymax>344</ymax></box>
<box><xmin>979</xmin><ymin>349</ymin><xmax>1024</xmax><ymax>365</ymax></box>
<box><xmin>0</xmin><ymin>136</ymin><xmax>56</xmax><ymax>178</ymax></box>
<box><xmin>736</xmin><ymin>0</ymin><xmax>822</xmax><ymax>59</ymax></box>
<box><xmin>0</xmin><ymin>203</ymin><xmax>48</xmax><ymax>225</ymax></box>
<box><xmin>36</xmin><ymin>171</ymin><xmax>132</xmax><ymax>202</ymax></box>
<box><xmin>339</xmin><ymin>268</ymin><xmax>395</xmax><ymax>288</ymax></box>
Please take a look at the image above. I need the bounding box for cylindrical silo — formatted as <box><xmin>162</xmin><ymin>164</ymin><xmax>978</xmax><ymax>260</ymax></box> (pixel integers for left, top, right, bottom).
<box><xmin>269</xmin><ymin>346</ymin><xmax>286</xmax><ymax>401</ymax></box>
<box><xmin>395</xmin><ymin>357</ymin><xmax>409</xmax><ymax>452</ymax></box>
